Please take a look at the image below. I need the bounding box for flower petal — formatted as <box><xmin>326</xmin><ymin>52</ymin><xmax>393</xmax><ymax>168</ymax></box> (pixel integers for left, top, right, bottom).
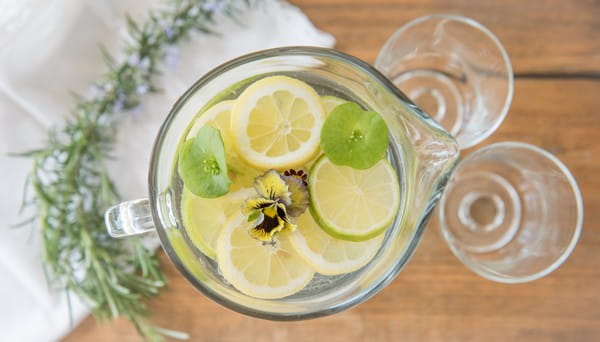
<box><xmin>249</xmin><ymin>206</ymin><xmax>285</xmax><ymax>241</ymax></box>
<box><xmin>275</xmin><ymin>202</ymin><xmax>296</xmax><ymax>232</ymax></box>
<box><xmin>282</xmin><ymin>175</ymin><xmax>309</xmax><ymax>217</ymax></box>
<box><xmin>242</xmin><ymin>197</ymin><xmax>275</xmax><ymax>215</ymax></box>
<box><xmin>248</xmin><ymin>204</ymin><xmax>296</xmax><ymax>241</ymax></box>
<box><xmin>253</xmin><ymin>169</ymin><xmax>291</xmax><ymax>204</ymax></box>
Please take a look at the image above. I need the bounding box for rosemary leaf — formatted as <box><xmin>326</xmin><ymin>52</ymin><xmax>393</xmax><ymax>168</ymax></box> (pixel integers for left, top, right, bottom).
<box><xmin>18</xmin><ymin>0</ymin><xmax>256</xmax><ymax>340</ymax></box>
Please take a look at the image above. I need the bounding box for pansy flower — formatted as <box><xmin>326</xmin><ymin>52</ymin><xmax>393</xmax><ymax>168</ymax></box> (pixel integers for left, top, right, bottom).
<box><xmin>243</xmin><ymin>169</ymin><xmax>309</xmax><ymax>241</ymax></box>
<box><xmin>281</xmin><ymin>169</ymin><xmax>309</xmax><ymax>217</ymax></box>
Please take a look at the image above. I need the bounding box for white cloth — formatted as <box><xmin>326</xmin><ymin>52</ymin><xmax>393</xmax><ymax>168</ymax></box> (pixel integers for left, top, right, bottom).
<box><xmin>0</xmin><ymin>1</ymin><xmax>334</xmax><ymax>341</ymax></box>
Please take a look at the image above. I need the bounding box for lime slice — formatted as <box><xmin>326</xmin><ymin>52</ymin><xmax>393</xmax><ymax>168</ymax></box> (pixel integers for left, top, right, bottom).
<box><xmin>320</xmin><ymin>102</ymin><xmax>388</xmax><ymax>170</ymax></box>
<box><xmin>289</xmin><ymin>211</ymin><xmax>385</xmax><ymax>275</ymax></box>
<box><xmin>217</xmin><ymin>214</ymin><xmax>314</xmax><ymax>299</ymax></box>
<box><xmin>309</xmin><ymin>156</ymin><xmax>400</xmax><ymax>241</ymax></box>
<box><xmin>181</xmin><ymin>188</ymin><xmax>254</xmax><ymax>259</ymax></box>
<box><xmin>230</xmin><ymin>75</ymin><xmax>325</xmax><ymax>169</ymax></box>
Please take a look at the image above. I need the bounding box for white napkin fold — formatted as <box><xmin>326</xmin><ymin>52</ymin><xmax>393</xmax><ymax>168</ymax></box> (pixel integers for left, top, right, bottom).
<box><xmin>0</xmin><ymin>1</ymin><xmax>334</xmax><ymax>341</ymax></box>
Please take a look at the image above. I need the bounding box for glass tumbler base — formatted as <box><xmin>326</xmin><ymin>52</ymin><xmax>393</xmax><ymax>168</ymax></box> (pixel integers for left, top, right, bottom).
<box><xmin>441</xmin><ymin>171</ymin><xmax>522</xmax><ymax>253</ymax></box>
<box><xmin>392</xmin><ymin>69</ymin><xmax>464</xmax><ymax>136</ymax></box>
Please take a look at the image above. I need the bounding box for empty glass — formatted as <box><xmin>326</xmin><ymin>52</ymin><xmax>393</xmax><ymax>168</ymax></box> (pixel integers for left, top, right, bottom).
<box><xmin>438</xmin><ymin>142</ymin><xmax>583</xmax><ymax>283</ymax></box>
<box><xmin>375</xmin><ymin>14</ymin><xmax>513</xmax><ymax>149</ymax></box>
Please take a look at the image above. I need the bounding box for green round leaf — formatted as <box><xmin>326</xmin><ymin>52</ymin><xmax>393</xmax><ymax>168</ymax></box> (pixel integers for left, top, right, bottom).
<box><xmin>178</xmin><ymin>126</ymin><xmax>231</xmax><ymax>198</ymax></box>
<box><xmin>320</xmin><ymin>102</ymin><xmax>388</xmax><ymax>169</ymax></box>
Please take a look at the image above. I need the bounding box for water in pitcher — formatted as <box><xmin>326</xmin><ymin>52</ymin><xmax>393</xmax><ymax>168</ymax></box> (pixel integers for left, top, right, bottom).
<box><xmin>169</xmin><ymin>71</ymin><xmax>407</xmax><ymax>299</ymax></box>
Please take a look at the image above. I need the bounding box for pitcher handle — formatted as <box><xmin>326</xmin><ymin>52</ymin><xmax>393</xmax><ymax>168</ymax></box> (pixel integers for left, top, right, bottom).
<box><xmin>105</xmin><ymin>199</ymin><xmax>156</xmax><ymax>238</ymax></box>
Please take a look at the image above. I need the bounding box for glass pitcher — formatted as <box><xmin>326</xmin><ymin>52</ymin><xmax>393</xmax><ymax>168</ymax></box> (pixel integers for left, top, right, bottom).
<box><xmin>105</xmin><ymin>47</ymin><xmax>459</xmax><ymax>319</ymax></box>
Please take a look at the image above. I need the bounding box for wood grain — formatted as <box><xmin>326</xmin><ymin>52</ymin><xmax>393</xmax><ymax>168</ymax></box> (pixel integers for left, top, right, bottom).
<box><xmin>64</xmin><ymin>0</ymin><xmax>600</xmax><ymax>341</ymax></box>
<box><xmin>292</xmin><ymin>0</ymin><xmax>600</xmax><ymax>75</ymax></box>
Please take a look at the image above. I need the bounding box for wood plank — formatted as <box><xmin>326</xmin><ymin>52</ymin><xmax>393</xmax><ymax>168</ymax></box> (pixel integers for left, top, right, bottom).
<box><xmin>290</xmin><ymin>0</ymin><xmax>600</xmax><ymax>74</ymax></box>
<box><xmin>63</xmin><ymin>79</ymin><xmax>600</xmax><ymax>341</ymax></box>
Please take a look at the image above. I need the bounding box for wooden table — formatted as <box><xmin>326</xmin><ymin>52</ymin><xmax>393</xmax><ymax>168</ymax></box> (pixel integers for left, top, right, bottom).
<box><xmin>65</xmin><ymin>0</ymin><xmax>600</xmax><ymax>341</ymax></box>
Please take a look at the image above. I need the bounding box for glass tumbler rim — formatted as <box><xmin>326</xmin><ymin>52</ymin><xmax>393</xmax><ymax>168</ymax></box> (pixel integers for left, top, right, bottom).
<box><xmin>147</xmin><ymin>46</ymin><xmax>456</xmax><ymax>320</ymax></box>
<box><xmin>438</xmin><ymin>141</ymin><xmax>584</xmax><ymax>283</ymax></box>
<box><xmin>375</xmin><ymin>13</ymin><xmax>514</xmax><ymax>149</ymax></box>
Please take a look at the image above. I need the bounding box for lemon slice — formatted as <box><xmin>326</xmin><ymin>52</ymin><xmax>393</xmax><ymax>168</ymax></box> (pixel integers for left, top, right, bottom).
<box><xmin>231</xmin><ymin>75</ymin><xmax>325</xmax><ymax>169</ymax></box>
<box><xmin>309</xmin><ymin>156</ymin><xmax>400</xmax><ymax>241</ymax></box>
<box><xmin>320</xmin><ymin>95</ymin><xmax>347</xmax><ymax>115</ymax></box>
<box><xmin>217</xmin><ymin>214</ymin><xmax>314</xmax><ymax>299</ymax></box>
<box><xmin>289</xmin><ymin>211</ymin><xmax>385</xmax><ymax>275</ymax></box>
<box><xmin>187</xmin><ymin>99</ymin><xmax>234</xmax><ymax>146</ymax></box>
<box><xmin>181</xmin><ymin>187</ymin><xmax>255</xmax><ymax>259</ymax></box>
<box><xmin>185</xmin><ymin>99</ymin><xmax>262</xmax><ymax>191</ymax></box>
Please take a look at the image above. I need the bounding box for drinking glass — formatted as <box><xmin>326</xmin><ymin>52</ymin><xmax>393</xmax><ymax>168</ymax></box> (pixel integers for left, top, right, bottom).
<box><xmin>438</xmin><ymin>142</ymin><xmax>583</xmax><ymax>283</ymax></box>
<box><xmin>105</xmin><ymin>47</ymin><xmax>460</xmax><ymax>319</ymax></box>
<box><xmin>375</xmin><ymin>14</ymin><xmax>513</xmax><ymax>149</ymax></box>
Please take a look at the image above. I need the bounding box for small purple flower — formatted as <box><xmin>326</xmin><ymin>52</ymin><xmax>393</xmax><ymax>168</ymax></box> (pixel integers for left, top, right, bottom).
<box><xmin>202</xmin><ymin>0</ymin><xmax>225</xmax><ymax>12</ymax></box>
<box><xmin>159</xmin><ymin>19</ymin><xmax>175</xmax><ymax>39</ymax></box>
<box><xmin>113</xmin><ymin>92</ymin><xmax>126</xmax><ymax>112</ymax></box>
<box><xmin>127</xmin><ymin>53</ymin><xmax>140</xmax><ymax>67</ymax></box>
<box><xmin>136</xmin><ymin>84</ymin><xmax>149</xmax><ymax>95</ymax></box>
<box><xmin>188</xmin><ymin>6</ymin><xmax>199</xmax><ymax>17</ymax></box>
<box><xmin>165</xmin><ymin>46</ymin><xmax>180</xmax><ymax>69</ymax></box>
<box><xmin>139</xmin><ymin>57</ymin><xmax>151</xmax><ymax>71</ymax></box>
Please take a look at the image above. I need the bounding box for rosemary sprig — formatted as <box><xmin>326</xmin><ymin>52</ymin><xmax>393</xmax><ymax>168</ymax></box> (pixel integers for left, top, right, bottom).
<box><xmin>19</xmin><ymin>1</ymin><xmax>253</xmax><ymax>340</ymax></box>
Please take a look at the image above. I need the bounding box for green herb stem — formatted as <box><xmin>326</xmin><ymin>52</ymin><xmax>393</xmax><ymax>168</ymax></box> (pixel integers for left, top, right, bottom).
<box><xmin>19</xmin><ymin>0</ymin><xmax>255</xmax><ymax>340</ymax></box>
